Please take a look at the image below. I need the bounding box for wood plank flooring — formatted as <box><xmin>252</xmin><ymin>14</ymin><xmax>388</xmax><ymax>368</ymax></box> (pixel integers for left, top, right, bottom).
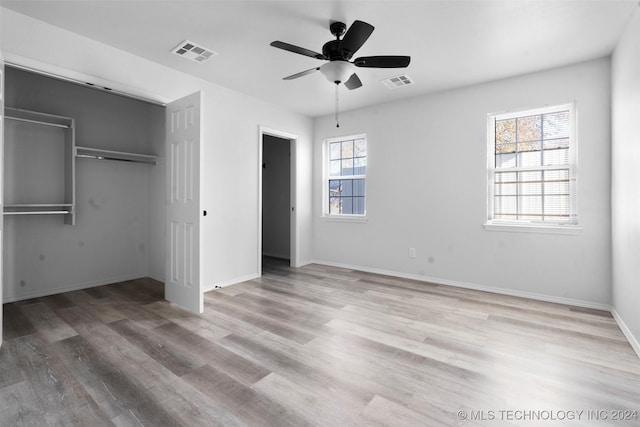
<box><xmin>2</xmin><ymin>259</ymin><xmax>640</xmax><ymax>426</ymax></box>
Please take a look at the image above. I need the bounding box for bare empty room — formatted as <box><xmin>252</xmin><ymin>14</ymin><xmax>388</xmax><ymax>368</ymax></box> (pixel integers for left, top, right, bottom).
<box><xmin>1</xmin><ymin>1</ymin><xmax>639</xmax><ymax>426</ymax></box>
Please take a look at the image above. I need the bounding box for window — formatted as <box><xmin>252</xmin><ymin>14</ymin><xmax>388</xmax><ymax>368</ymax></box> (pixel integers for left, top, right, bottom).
<box><xmin>487</xmin><ymin>103</ymin><xmax>577</xmax><ymax>228</ymax></box>
<box><xmin>324</xmin><ymin>134</ymin><xmax>366</xmax><ymax>216</ymax></box>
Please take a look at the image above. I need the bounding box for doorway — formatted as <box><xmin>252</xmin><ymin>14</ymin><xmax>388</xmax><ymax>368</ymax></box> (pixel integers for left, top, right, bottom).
<box><xmin>258</xmin><ymin>127</ymin><xmax>297</xmax><ymax>274</ymax></box>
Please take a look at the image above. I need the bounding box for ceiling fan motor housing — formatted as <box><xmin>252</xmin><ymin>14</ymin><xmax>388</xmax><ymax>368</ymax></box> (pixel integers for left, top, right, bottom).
<box><xmin>323</xmin><ymin>39</ymin><xmax>351</xmax><ymax>61</ymax></box>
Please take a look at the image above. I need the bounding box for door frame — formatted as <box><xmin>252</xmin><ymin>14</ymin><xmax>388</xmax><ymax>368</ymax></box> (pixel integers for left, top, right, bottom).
<box><xmin>258</xmin><ymin>126</ymin><xmax>298</xmax><ymax>274</ymax></box>
<box><xmin>0</xmin><ymin>53</ymin><xmax>5</xmax><ymax>347</ymax></box>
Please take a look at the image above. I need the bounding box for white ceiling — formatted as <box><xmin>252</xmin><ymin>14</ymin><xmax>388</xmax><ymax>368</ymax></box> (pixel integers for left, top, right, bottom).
<box><xmin>2</xmin><ymin>0</ymin><xmax>637</xmax><ymax>117</ymax></box>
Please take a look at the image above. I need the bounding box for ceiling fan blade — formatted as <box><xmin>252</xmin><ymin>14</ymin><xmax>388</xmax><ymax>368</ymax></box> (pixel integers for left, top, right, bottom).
<box><xmin>354</xmin><ymin>55</ymin><xmax>411</xmax><ymax>68</ymax></box>
<box><xmin>340</xmin><ymin>20</ymin><xmax>374</xmax><ymax>58</ymax></box>
<box><xmin>283</xmin><ymin>67</ymin><xmax>321</xmax><ymax>80</ymax></box>
<box><xmin>344</xmin><ymin>73</ymin><xmax>362</xmax><ymax>90</ymax></box>
<box><xmin>270</xmin><ymin>41</ymin><xmax>325</xmax><ymax>59</ymax></box>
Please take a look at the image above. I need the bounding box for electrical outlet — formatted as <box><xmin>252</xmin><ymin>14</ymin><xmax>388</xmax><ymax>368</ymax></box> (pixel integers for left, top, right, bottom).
<box><xmin>409</xmin><ymin>248</ymin><xmax>416</xmax><ymax>258</ymax></box>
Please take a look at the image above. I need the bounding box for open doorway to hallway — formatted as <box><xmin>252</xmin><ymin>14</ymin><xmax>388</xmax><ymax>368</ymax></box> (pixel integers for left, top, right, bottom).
<box><xmin>258</xmin><ymin>128</ymin><xmax>297</xmax><ymax>273</ymax></box>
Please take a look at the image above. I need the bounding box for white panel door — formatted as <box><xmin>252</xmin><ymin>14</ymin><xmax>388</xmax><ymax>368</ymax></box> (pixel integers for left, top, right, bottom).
<box><xmin>165</xmin><ymin>91</ymin><xmax>203</xmax><ymax>313</ymax></box>
<box><xmin>0</xmin><ymin>53</ymin><xmax>4</xmax><ymax>346</ymax></box>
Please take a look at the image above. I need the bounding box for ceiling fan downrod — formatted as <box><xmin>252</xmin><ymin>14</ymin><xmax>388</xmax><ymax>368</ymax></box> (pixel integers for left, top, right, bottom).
<box><xmin>335</xmin><ymin>83</ymin><xmax>340</xmax><ymax>128</ymax></box>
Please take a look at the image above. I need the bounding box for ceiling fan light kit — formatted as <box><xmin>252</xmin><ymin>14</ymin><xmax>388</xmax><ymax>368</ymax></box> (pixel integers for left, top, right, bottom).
<box><xmin>270</xmin><ymin>19</ymin><xmax>411</xmax><ymax>126</ymax></box>
<box><xmin>320</xmin><ymin>61</ymin><xmax>354</xmax><ymax>84</ymax></box>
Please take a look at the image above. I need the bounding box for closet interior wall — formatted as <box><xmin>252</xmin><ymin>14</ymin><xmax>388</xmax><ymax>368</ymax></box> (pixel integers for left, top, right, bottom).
<box><xmin>3</xmin><ymin>67</ymin><xmax>165</xmax><ymax>302</ymax></box>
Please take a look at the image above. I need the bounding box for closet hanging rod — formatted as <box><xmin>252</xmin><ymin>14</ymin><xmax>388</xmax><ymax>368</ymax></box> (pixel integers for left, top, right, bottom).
<box><xmin>76</xmin><ymin>154</ymin><xmax>157</xmax><ymax>165</ymax></box>
<box><xmin>5</xmin><ymin>115</ymin><xmax>71</xmax><ymax>129</ymax></box>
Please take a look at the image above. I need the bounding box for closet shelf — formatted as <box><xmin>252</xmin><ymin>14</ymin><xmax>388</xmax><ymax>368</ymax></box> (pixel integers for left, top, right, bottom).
<box><xmin>5</xmin><ymin>106</ymin><xmax>74</xmax><ymax>129</ymax></box>
<box><xmin>75</xmin><ymin>146</ymin><xmax>157</xmax><ymax>165</ymax></box>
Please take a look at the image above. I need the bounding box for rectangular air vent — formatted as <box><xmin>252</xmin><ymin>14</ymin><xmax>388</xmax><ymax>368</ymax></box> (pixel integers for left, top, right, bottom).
<box><xmin>172</xmin><ymin>40</ymin><xmax>217</xmax><ymax>63</ymax></box>
<box><xmin>381</xmin><ymin>74</ymin><xmax>415</xmax><ymax>89</ymax></box>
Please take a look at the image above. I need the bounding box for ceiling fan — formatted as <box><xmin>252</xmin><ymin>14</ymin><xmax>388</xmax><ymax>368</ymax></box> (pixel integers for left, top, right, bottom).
<box><xmin>270</xmin><ymin>20</ymin><xmax>411</xmax><ymax>90</ymax></box>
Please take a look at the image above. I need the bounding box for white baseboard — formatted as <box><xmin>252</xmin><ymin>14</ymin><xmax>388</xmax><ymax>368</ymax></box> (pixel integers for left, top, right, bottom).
<box><xmin>311</xmin><ymin>260</ymin><xmax>611</xmax><ymax>311</ymax></box>
<box><xmin>203</xmin><ymin>273</ymin><xmax>260</xmax><ymax>293</ymax></box>
<box><xmin>147</xmin><ymin>272</ymin><xmax>165</xmax><ymax>284</ymax></box>
<box><xmin>291</xmin><ymin>258</ymin><xmax>314</xmax><ymax>268</ymax></box>
<box><xmin>611</xmin><ymin>307</ymin><xmax>640</xmax><ymax>359</ymax></box>
<box><xmin>2</xmin><ymin>273</ymin><xmax>148</xmax><ymax>303</ymax></box>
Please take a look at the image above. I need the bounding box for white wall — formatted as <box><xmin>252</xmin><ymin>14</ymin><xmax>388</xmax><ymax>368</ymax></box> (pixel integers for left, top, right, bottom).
<box><xmin>262</xmin><ymin>135</ymin><xmax>291</xmax><ymax>260</ymax></box>
<box><xmin>612</xmin><ymin>5</ymin><xmax>640</xmax><ymax>355</ymax></box>
<box><xmin>314</xmin><ymin>58</ymin><xmax>612</xmax><ymax>307</ymax></box>
<box><xmin>1</xmin><ymin>8</ymin><xmax>314</xmax><ymax>297</ymax></box>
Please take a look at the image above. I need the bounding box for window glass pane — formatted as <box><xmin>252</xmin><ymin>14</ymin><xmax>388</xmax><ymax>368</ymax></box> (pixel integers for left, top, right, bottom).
<box><xmin>519</xmin><ymin>181</ymin><xmax>541</xmax><ymax>195</ymax></box>
<box><xmin>353</xmin><ymin>179</ymin><xmax>365</xmax><ymax>197</ymax></box>
<box><xmin>517</xmin><ymin>140</ymin><xmax>541</xmax><ymax>152</ymax></box>
<box><xmin>543</xmin><ymin>138</ymin><xmax>569</xmax><ymax>150</ymax></box>
<box><xmin>329</xmin><ymin>197</ymin><xmax>341</xmax><ymax>214</ymax></box>
<box><xmin>496</xmin><ymin>119</ymin><xmax>516</xmax><ymax>143</ymax></box>
<box><xmin>330</xmin><ymin>160</ymin><xmax>341</xmax><ymax>176</ymax></box>
<box><xmin>544</xmin><ymin>180</ymin><xmax>569</xmax><ymax>195</ymax></box>
<box><xmin>353</xmin><ymin>197</ymin><xmax>365</xmax><ymax>215</ymax></box>
<box><xmin>495</xmin><ymin>182</ymin><xmax>516</xmax><ymax>196</ymax></box>
<box><xmin>329</xmin><ymin>180</ymin><xmax>342</xmax><ymax>196</ymax></box>
<box><xmin>544</xmin><ymin>195</ymin><xmax>569</xmax><ymax>215</ymax></box>
<box><xmin>496</xmin><ymin>153</ymin><xmax>516</xmax><ymax>169</ymax></box>
<box><xmin>517</xmin><ymin>115</ymin><xmax>541</xmax><ymax>142</ymax></box>
<box><xmin>354</xmin><ymin>139</ymin><xmax>366</xmax><ymax>157</ymax></box>
<box><xmin>495</xmin><ymin>195</ymin><xmax>517</xmax><ymax>217</ymax></box>
<box><xmin>518</xmin><ymin>170</ymin><xmax>541</xmax><ymax>183</ymax></box>
<box><xmin>342</xmin><ymin>140</ymin><xmax>354</xmax><ymax>159</ymax></box>
<box><xmin>341</xmin><ymin>197</ymin><xmax>354</xmax><ymax>214</ymax></box>
<box><xmin>341</xmin><ymin>159</ymin><xmax>354</xmax><ymax>176</ymax></box>
<box><xmin>543</xmin><ymin>148</ymin><xmax>569</xmax><ymax>166</ymax></box>
<box><xmin>543</xmin><ymin>111</ymin><xmax>569</xmax><ymax>139</ymax></box>
<box><xmin>340</xmin><ymin>179</ymin><xmax>353</xmax><ymax>196</ymax></box>
<box><xmin>518</xmin><ymin>195</ymin><xmax>542</xmax><ymax>215</ymax></box>
<box><xmin>495</xmin><ymin>171</ymin><xmax>516</xmax><ymax>183</ymax></box>
<box><xmin>354</xmin><ymin>157</ymin><xmax>366</xmax><ymax>175</ymax></box>
<box><xmin>496</xmin><ymin>142</ymin><xmax>516</xmax><ymax>154</ymax></box>
<box><xmin>329</xmin><ymin>142</ymin><xmax>341</xmax><ymax>160</ymax></box>
<box><xmin>517</xmin><ymin>151</ymin><xmax>541</xmax><ymax>168</ymax></box>
<box><xmin>544</xmin><ymin>168</ymin><xmax>569</xmax><ymax>181</ymax></box>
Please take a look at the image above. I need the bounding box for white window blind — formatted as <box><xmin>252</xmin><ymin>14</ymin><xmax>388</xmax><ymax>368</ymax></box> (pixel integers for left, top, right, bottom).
<box><xmin>487</xmin><ymin>103</ymin><xmax>577</xmax><ymax>225</ymax></box>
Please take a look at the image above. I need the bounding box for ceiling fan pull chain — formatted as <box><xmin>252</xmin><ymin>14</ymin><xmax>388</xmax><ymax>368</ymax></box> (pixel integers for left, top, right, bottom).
<box><xmin>335</xmin><ymin>83</ymin><xmax>340</xmax><ymax>128</ymax></box>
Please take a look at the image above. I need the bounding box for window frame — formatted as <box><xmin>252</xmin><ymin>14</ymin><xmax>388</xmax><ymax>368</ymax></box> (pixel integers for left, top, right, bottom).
<box><xmin>322</xmin><ymin>133</ymin><xmax>368</xmax><ymax>221</ymax></box>
<box><xmin>485</xmin><ymin>102</ymin><xmax>581</xmax><ymax>234</ymax></box>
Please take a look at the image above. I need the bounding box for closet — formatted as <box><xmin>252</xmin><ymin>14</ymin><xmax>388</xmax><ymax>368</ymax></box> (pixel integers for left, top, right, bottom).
<box><xmin>3</xmin><ymin>66</ymin><xmax>165</xmax><ymax>302</ymax></box>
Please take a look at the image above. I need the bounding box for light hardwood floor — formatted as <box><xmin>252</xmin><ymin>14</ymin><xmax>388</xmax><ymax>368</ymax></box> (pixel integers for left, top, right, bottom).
<box><xmin>1</xmin><ymin>259</ymin><xmax>640</xmax><ymax>426</ymax></box>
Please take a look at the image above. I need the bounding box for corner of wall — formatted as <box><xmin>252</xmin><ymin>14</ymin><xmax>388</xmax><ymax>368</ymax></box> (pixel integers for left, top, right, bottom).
<box><xmin>611</xmin><ymin>3</ymin><xmax>640</xmax><ymax>361</ymax></box>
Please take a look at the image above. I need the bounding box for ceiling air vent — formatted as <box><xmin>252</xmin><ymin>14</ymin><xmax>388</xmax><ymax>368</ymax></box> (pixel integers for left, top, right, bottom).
<box><xmin>171</xmin><ymin>40</ymin><xmax>217</xmax><ymax>63</ymax></box>
<box><xmin>381</xmin><ymin>74</ymin><xmax>415</xmax><ymax>89</ymax></box>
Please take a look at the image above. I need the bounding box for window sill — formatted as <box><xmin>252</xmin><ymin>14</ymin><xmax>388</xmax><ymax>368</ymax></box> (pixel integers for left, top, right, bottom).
<box><xmin>321</xmin><ymin>215</ymin><xmax>368</xmax><ymax>223</ymax></box>
<box><xmin>484</xmin><ymin>222</ymin><xmax>582</xmax><ymax>235</ymax></box>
